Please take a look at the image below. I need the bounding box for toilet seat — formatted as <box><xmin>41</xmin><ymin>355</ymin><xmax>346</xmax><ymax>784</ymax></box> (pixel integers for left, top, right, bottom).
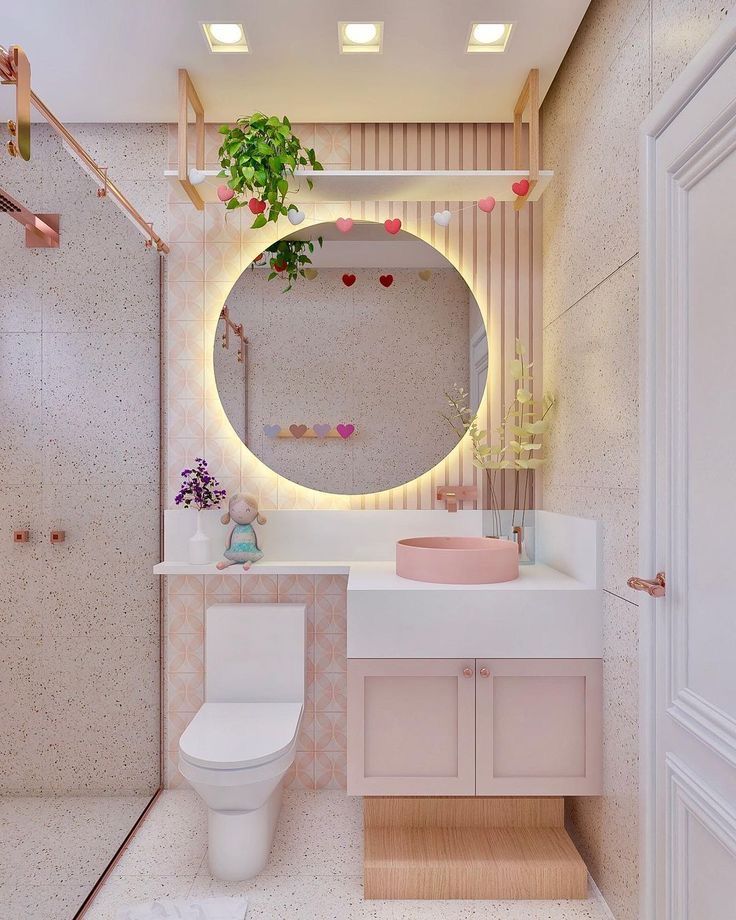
<box><xmin>179</xmin><ymin>701</ymin><xmax>303</xmax><ymax>771</ymax></box>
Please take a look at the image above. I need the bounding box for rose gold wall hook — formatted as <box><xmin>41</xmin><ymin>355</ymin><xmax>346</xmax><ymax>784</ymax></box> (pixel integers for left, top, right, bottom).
<box><xmin>97</xmin><ymin>167</ymin><xmax>108</xmax><ymax>197</ymax></box>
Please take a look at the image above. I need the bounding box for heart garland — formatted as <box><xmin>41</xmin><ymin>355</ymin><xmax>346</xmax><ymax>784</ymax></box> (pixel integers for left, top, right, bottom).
<box><xmin>264</xmin><ymin>423</ymin><xmax>357</xmax><ymax>439</ymax></box>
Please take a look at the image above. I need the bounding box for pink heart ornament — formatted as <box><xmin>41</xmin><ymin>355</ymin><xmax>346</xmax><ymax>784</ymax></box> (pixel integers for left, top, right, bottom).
<box><xmin>336</xmin><ymin>424</ymin><xmax>355</xmax><ymax>439</ymax></box>
<box><xmin>478</xmin><ymin>196</ymin><xmax>496</xmax><ymax>213</ymax></box>
<box><xmin>336</xmin><ymin>217</ymin><xmax>354</xmax><ymax>233</ymax></box>
<box><xmin>217</xmin><ymin>185</ymin><xmax>235</xmax><ymax>202</ymax></box>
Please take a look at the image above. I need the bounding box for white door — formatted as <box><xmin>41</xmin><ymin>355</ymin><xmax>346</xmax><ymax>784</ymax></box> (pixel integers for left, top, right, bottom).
<box><xmin>640</xmin><ymin>20</ymin><xmax>736</xmax><ymax>920</ymax></box>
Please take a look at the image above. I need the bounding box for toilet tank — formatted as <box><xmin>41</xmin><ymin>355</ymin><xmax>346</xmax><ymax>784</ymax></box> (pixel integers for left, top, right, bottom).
<box><xmin>204</xmin><ymin>603</ymin><xmax>305</xmax><ymax>704</ymax></box>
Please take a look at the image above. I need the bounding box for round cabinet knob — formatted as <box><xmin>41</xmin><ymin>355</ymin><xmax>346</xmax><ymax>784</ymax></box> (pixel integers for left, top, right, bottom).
<box><xmin>479</xmin><ymin>667</ymin><xmax>491</xmax><ymax>678</ymax></box>
<box><xmin>462</xmin><ymin>667</ymin><xmax>474</xmax><ymax>678</ymax></box>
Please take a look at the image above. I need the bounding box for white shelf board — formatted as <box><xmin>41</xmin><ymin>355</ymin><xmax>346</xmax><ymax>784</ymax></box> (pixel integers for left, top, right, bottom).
<box><xmin>154</xmin><ymin>560</ymin><xmax>351</xmax><ymax>576</ymax></box>
<box><xmin>164</xmin><ymin>169</ymin><xmax>553</xmax><ymax>204</ymax></box>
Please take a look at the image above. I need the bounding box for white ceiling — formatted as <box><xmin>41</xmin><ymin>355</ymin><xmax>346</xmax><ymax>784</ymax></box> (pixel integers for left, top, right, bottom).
<box><xmin>0</xmin><ymin>1</ymin><xmax>590</xmax><ymax>123</ymax></box>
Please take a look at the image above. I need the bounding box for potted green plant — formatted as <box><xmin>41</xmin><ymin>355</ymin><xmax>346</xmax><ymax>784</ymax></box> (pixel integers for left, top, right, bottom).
<box><xmin>257</xmin><ymin>237</ymin><xmax>323</xmax><ymax>293</ymax></box>
<box><xmin>218</xmin><ymin>114</ymin><xmax>323</xmax><ymax>228</ymax></box>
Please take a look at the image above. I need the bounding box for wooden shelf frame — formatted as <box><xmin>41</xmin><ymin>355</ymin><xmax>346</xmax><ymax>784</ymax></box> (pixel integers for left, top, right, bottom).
<box><xmin>512</xmin><ymin>68</ymin><xmax>540</xmax><ymax>211</ymax></box>
<box><xmin>177</xmin><ymin>68</ymin><xmax>205</xmax><ymax>211</ymax></box>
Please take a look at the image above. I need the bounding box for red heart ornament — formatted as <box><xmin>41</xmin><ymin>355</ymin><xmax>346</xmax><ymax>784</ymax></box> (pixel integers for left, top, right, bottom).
<box><xmin>342</xmin><ymin>273</ymin><xmax>356</xmax><ymax>287</ymax></box>
<box><xmin>273</xmin><ymin>260</ymin><xmax>287</xmax><ymax>273</ymax></box>
<box><xmin>384</xmin><ymin>218</ymin><xmax>402</xmax><ymax>235</ymax></box>
<box><xmin>511</xmin><ymin>179</ymin><xmax>530</xmax><ymax>197</ymax></box>
<box><xmin>478</xmin><ymin>195</ymin><xmax>496</xmax><ymax>213</ymax></box>
<box><xmin>248</xmin><ymin>197</ymin><xmax>267</xmax><ymax>214</ymax></box>
<box><xmin>336</xmin><ymin>423</ymin><xmax>355</xmax><ymax>439</ymax></box>
<box><xmin>289</xmin><ymin>424</ymin><xmax>308</xmax><ymax>438</ymax></box>
<box><xmin>379</xmin><ymin>274</ymin><xmax>394</xmax><ymax>288</ymax></box>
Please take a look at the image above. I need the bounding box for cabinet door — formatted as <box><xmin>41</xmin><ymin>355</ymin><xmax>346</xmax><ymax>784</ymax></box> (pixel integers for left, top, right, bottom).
<box><xmin>347</xmin><ymin>658</ymin><xmax>476</xmax><ymax>795</ymax></box>
<box><xmin>476</xmin><ymin>658</ymin><xmax>602</xmax><ymax>795</ymax></box>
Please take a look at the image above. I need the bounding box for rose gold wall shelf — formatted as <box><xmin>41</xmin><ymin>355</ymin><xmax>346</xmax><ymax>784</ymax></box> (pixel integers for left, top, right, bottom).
<box><xmin>512</xmin><ymin>69</ymin><xmax>539</xmax><ymax>212</ymax></box>
<box><xmin>0</xmin><ymin>44</ymin><xmax>169</xmax><ymax>253</ymax></box>
<box><xmin>178</xmin><ymin>69</ymin><xmax>205</xmax><ymax>211</ymax></box>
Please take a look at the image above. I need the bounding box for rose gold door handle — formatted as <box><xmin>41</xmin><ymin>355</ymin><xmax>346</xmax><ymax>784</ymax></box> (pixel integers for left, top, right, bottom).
<box><xmin>479</xmin><ymin>667</ymin><xmax>491</xmax><ymax>678</ymax></box>
<box><xmin>462</xmin><ymin>667</ymin><xmax>474</xmax><ymax>678</ymax></box>
<box><xmin>627</xmin><ymin>572</ymin><xmax>665</xmax><ymax>597</ymax></box>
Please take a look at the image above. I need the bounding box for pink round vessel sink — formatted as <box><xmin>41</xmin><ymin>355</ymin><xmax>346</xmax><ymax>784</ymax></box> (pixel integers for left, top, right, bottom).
<box><xmin>396</xmin><ymin>536</ymin><xmax>519</xmax><ymax>585</ymax></box>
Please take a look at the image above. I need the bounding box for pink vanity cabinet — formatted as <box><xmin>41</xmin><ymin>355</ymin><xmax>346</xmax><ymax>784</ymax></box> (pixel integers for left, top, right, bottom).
<box><xmin>347</xmin><ymin>657</ymin><xmax>602</xmax><ymax>796</ymax></box>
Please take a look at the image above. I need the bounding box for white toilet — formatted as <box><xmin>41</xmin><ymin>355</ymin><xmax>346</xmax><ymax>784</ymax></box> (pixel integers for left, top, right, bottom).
<box><xmin>179</xmin><ymin>603</ymin><xmax>305</xmax><ymax>881</ymax></box>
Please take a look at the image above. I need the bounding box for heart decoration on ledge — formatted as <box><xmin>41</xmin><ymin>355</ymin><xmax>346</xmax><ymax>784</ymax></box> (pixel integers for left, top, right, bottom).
<box><xmin>384</xmin><ymin>218</ymin><xmax>402</xmax><ymax>235</ymax></box>
<box><xmin>418</xmin><ymin>269</ymin><xmax>432</xmax><ymax>281</ymax></box>
<box><xmin>511</xmin><ymin>179</ymin><xmax>530</xmax><ymax>197</ymax></box>
<box><xmin>287</xmin><ymin>209</ymin><xmax>306</xmax><ymax>225</ymax></box>
<box><xmin>248</xmin><ymin>197</ymin><xmax>267</xmax><ymax>214</ymax></box>
<box><xmin>336</xmin><ymin>423</ymin><xmax>355</xmax><ymax>439</ymax></box>
<box><xmin>313</xmin><ymin>424</ymin><xmax>331</xmax><ymax>438</ymax></box>
<box><xmin>433</xmin><ymin>210</ymin><xmax>452</xmax><ymax>227</ymax></box>
<box><xmin>217</xmin><ymin>185</ymin><xmax>235</xmax><ymax>202</ymax></box>
<box><xmin>304</xmin><ymin>268</ymin><xmax>319</xmax><ymax>280</ymax></box>
<box><xmin>263</xmin><ymin>424</ymin><xmax>281</xmax><ymax>438</ymax></box>
<box><xmin>342</xmin><ymin>273</ymin><xmax>356</xmax><ymax>287</ymax></box>
<box><xmin>336</xmin><ymin>217</ymin><xmax>354</xmax><ymax>233</ymax></box>
<box><xmin>379</xmin><ymin>274</ymin><xmax>394</xmax><ymax>288</ymax></box>
<box><xmin>478</xmin><ymin>195</ymin><xmax>496</xmax><ymax>213</ymax></box>
<box><xmin>289</xmin><ymin>424</ymin><xmax>308</xmax><ymax>439</ymax></box>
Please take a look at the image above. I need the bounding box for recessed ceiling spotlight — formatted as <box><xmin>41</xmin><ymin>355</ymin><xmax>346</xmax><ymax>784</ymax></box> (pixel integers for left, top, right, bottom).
<box><xmin>202</xmin><ymin>22</ymin><xmax>249</xmax><ymax>53</ymax></box>
<box><xmin>467</xmin><ymin>22</ymin><xmax>513</xmax><ymax>53</ymax></box>
<box><xmin>338</xmin><ymin>21</ymin><xmax>383</xmax><ymax>54</ymax></box>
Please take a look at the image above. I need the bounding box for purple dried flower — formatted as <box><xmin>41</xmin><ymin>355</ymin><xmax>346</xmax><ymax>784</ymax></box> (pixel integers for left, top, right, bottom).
<box><xmin>174</xmin><ymin>457</ymin><xmax>226</xmax><ymax>511</ymax></box>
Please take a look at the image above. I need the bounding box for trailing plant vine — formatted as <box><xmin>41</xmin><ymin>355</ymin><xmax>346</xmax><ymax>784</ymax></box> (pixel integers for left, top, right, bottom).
<box><xmin>255</xmin><ymin>237</ymin><xmax>323</xmax><ymax>292</ymax></box>
<box><xmin>217</xmin><ymin>114</ymin><xmax>323</xmax><ymax>228</ymax></box>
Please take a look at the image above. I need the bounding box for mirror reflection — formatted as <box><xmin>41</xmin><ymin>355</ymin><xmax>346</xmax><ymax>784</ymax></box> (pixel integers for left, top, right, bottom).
<box><xmin>215</xmin><ymin>221</ymin><xmax>487</xmax><ymax>494</ymax></box>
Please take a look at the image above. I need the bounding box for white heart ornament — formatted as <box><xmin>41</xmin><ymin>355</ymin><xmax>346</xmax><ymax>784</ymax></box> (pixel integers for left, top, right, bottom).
<box><xmin>288</xmin><ymin>209</ymin><xmax>306</xmax><ymax>225</ymax></box>
<box><xmin>433</xmin><ymin>210</ymin><xmax>452</xmax><ymax>227</ymax></box>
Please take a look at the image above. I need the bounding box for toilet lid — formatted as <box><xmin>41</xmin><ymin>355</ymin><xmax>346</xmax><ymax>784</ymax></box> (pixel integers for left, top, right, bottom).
<box><xmin>179</xmin><ymin>701</ymin><xmax>302</xmax><ymax>769</ymax></box>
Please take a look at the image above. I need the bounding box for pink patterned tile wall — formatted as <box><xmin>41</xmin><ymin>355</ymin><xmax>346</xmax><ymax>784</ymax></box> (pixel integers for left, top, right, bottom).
<box><xmin>164</xmin><ymin>574</ymin><xmax>348</xmax><ymax>790</ymax></box>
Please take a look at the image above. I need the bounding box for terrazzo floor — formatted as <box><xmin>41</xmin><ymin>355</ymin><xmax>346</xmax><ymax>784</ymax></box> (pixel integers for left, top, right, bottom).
<box><xmin>0</xmin><ymin>794</ymin><xmax>152</xmax><ymax>920</ymax></box>
<box><xmin>84</xmin><ymin>791</ymin><xmax>613</xmax><ymax>920</ymax></box>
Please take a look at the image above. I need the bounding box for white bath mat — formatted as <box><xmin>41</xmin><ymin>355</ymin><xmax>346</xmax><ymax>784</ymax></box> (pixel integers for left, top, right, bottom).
<box><xmin>116</xmin><ymin>896</ymin><xmax>247</xmax><ymax>920</ymax></box>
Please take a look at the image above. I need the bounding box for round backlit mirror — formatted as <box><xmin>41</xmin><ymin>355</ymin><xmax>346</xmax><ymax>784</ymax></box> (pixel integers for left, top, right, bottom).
<box><xmin>214</xmin><ymin>220</ymin><xmax>487</xmax><ymax>495</ymax></box>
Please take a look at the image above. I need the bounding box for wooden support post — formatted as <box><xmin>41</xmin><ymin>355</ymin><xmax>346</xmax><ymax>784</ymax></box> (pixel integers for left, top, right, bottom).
<box><xmin>512</xmin><ymin>68</ymin><xmax>540</xmax><ymax>211</ymax></box>
<box><xmin>177</xmin><ymin>69</ymin><xmax>205</xmax><ymax>211</ymax></box>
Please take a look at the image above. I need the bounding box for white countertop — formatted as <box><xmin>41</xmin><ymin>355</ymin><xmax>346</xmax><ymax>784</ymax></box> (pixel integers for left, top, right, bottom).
<box><xmin>347</xmin><ymin>561</ymin><xmax>589</xmax><ymax>592</ymax></box>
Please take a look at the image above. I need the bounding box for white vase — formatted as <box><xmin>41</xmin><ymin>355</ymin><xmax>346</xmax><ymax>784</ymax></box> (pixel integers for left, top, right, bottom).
<box><xmin>188</xmin><ymin>512</ymin><xmax>211</xmax><ymax>565</ymax></box>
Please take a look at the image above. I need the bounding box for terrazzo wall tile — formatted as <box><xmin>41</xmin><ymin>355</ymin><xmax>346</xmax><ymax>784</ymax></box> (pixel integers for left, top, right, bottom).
<box><xmin>0</xmin><ymin>124</ymin><xmax>162</xmax><ymax>795</ymax></box>
<box><xmin>652</xmin><ymin>0</ymin><xmax>734</xmax><ymax>104</ymax></box>
<box><xmin>541</xmin><ymin>0</ymin><xmax>730</xmax><ymax>913</ymax></box>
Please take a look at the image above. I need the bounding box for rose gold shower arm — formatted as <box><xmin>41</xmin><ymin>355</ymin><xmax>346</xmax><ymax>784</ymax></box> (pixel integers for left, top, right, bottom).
<box><xmin>0</xmin><ymin>185</ymin><xmax>59</xmax><ymax>247</ymax></box>
<box><xmin>0</xmin><ymin>44</ymin><xmax>169</xmax><ymax>254</ymax></box>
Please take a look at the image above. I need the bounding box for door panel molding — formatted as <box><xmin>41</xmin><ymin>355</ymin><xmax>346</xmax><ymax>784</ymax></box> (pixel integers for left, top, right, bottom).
<box><xmin>666</xmin><ymin>753</ymin><xmax>736</xmax><ymax>920</ymax></box>
<box><xmin>640</xmin><ymin>18</ymin><xmax>736</xmax><ymax>919</ymax></box>
<box><xmin>664</xmin><ymin>109</ymin><xmax>736</xmax><ymax>768</ymax></box>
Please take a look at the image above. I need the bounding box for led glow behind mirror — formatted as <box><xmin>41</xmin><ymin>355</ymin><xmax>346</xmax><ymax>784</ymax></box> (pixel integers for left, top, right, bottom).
<box><xmin>213</xmin><ymin>220</ymin><xmax>487</xmax><ymax>495</ymax></box>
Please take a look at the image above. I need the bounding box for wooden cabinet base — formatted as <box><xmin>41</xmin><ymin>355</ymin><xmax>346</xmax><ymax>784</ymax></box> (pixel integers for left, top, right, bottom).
<box><xmin>363</xmin><ymin>796</ymin><xmax>588</xmax><ymax>900</ymax></box>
